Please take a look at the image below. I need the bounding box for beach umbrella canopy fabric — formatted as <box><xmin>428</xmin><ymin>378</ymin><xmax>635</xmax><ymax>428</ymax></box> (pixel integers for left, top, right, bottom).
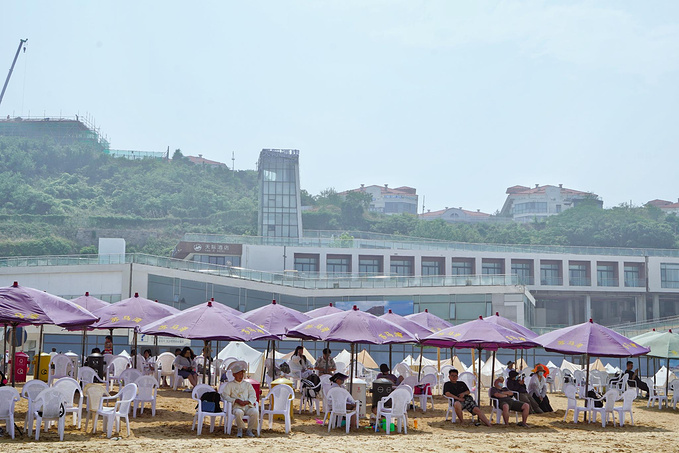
<box><xmin>141</xmin><ymin>300</ymin><xmax>276</xmax><ymax>342</ymax></box>
<box><xmin>305</xmin><ymin>303</ymin><xmax>342</xmax><ymax>319</ymax></box>
<box><xmin>535</xmin><ymin>319</ymin><xmax>650</xmax><ymax>358</ymax></box>
<box><xmin>91</xmin><ymin>293</ymin><xmax>180</xmax><ymax>330</ymax></box>
<box><xmin>404</xmin><ymin>309</ymin><xmax>452</xmax><ymax>332</ymax></box>
<box><xmin>0</xmin><ymin>281</ymin><xmax>98</xmax><ymax>328</ymax></box>
<box><xmin>422</xmin><ymin>316</ymin><xmax>540</xmax><ymax>350</ymax></box>
<box><xmin>379</xmin><ymin>310</ymin><xmax>433</xmax><ymax>340</ymax></box>
<box><xmin>70</xmin><ymin>292</ymin><xmax>109</xmax><ymax>312</ymax></box>
<box><xmin>630</xmin><ymin>330</ymin><xmax>679</xmax><ymax>360</ymax></box>
<box><xmin>483</xmin><ymin>312</ymin><xmax>538</xmax><ymax>339</ymax></box>
<box><xmin>242</xmin><ymin>299</ymin><xmax>311</xmax><ymax>339</ymax></box>
<box><xmin>287</xmin><ymin>305</ymin><xmax>418</xmax><ymax>345</ymax></box>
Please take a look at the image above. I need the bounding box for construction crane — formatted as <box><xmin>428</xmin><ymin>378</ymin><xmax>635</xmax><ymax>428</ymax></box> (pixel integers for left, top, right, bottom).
<box><xmin>0</xmin><ymin>38</ymin><xmax>28</xmax><ymax>111</ymax></box>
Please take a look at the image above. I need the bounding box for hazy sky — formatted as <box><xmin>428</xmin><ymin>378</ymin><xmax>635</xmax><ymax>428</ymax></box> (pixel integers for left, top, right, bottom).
<box><xmin>2</xmin><ymin>1</ymin><xmax>678</xmax><ymax>214</ymax></box>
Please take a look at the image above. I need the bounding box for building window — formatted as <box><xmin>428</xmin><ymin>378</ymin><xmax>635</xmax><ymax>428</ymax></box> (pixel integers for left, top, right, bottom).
<box><xmin>568</xmin><ymin>262</ymin><xmax>590</xmax><ymax>286</ymax></box>
<box><xmin>421</xmin><ymin>258</ymin><xmax>444</xmax><ymax>276</ymax></box>
<box><xmin>294</xmin><ymin>254</ymin><xmax>319</xmax><ymax>273</ymax></box>
<box><xmin>624</xmin><ymin>263</ymin><xmax>644</xmax><ymax>288</ymax></box>
<box><xmin>512</xmin><ymin>202</ymin><xmax>548</xmax><ymax>215</ymax></box>
<box><xmin>597</xmin><ymin>262</ymin><xmax>618</xmax><ymax>287</ymax></box>
<box><xmin>661</xmin><ymin>263</ymin><xmax>679</xmax><ymax>288</ymax></box>
<box><xmin>511</xmin><ymin>260</ymin><xmax>533</xmax><ymax>285</ymax></box>
<box><xmin>326</xmin><ymin>255</ymin><xmax>351</xmax><ymax>276</ymax></box>
<box><xmin>359</xmin><ymin>256</ymin><xmax>383</xmax><ymax>276</ymax></box>
<box><xmin>452</xmin><ymin>258</ymin><xmax>474</xmax><ymax>276</ymax></box>
<box><xmin>193</xmin><ymin>255</ymin><xmax>241</xmax><ymax>267</ymax></box>
<box><xmin>390</xmin><ymin>256</ymin><xmax>414</xmax><ymax>276</ymax></box>
<box><xmin>540</xmin><ymin>261</ymin><xmax>562</xmax><ymax>285</ymax></box>
<box><xmin>482</xmin><ymin>259</ymin><xmax>503</xmax><ymax>275</ymax></box>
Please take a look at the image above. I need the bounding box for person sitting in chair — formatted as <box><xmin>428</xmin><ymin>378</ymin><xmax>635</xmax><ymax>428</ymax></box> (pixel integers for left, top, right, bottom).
<box><xmin>624</xmin><ymin>361</ymin><xmax>650</xmax><ymax>397</ymax></box>
<box><xmin>329</xmin><ymin>372</ymin><xmax>358</xmax><ymax>429</ymax></box>
<box><xmin>490</xmin><ymin>377</ymin><xmax>530</xmax><ymax>427</ymax></box>
<box><xmin>527</xmin><ymin>364</ymin><xmax>553</xmax><ymax>412</ymax></box>
<box><xmin>376</xmin><ymin>363</ymin><xmax>404</xmax><ymax>385</ymax></box>
<box><xmin>315</xmin><ymin>348</ymin><xmax>336</xmax><ymax>375</ymax></box>
<box><xmin>507</xmin><ymin>370</ymin><xmax>542</xmax><ymax>414</ymax></box>
<box><xmin>443</xmin><ymin>368</ymin><xmax>491</xmax><ymax>426</ymax></box>
<box><xmin>221</xmin><ymin>361</ymin><xmax>259</xmax><ymax>438</ymax></box>
<box><xmin>290</xmin><ymin>346</ymin><xmax>313</xmax><ymax>379</ymax></box>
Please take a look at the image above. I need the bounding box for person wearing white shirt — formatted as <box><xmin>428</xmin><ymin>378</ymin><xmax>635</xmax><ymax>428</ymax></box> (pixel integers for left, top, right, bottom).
<box><xmin>221</xmin><ymin>361</ymin><xmax>258</xmax><ymax>437</ymax></box>
<box><xmin>289</xmin><ymin>346</ymin><xmax>313</xmax><ymax>379</ymax></box>
<box><xmin>527</xmin><ymin>364</ymin><xmax>553</xmax><ymax>412</ymax></box>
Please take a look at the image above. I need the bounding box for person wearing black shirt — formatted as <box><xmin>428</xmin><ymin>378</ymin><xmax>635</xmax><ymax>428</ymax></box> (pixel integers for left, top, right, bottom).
<box><xmin>624</xmin><ymin>361</ymin><xmax>649</xmax><ymax>396</ymax></box>
<box><xmin>442</xmin><ymin>368</ymin><xmax>491</xmax><ymax>426</ymax></box>
<box><xmin>507</xmin><ymin>370</ymin><xmax>543</xmax><ymax>413</ymax></box>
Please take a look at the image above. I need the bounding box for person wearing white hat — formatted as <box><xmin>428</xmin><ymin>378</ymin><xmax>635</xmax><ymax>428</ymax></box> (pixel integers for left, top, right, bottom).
<box><xmin>221</xmin><ymin>360</ymin><xmax>259</xmax><ymax>437</ymax></box>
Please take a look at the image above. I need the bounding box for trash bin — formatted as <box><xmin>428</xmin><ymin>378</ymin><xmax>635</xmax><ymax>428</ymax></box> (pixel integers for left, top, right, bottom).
<box><xmin>270</xmin><ymin>377</ymin><xmax>294</xmax><ymax>420</ymax></box>
<box><xmin>14</xmin><ymin>352</ymin><xmax>29</xmax><ymax>383</ymax></box>
<box><xmin>33</xmin><ymin>353</ymin><xmax>51</xmax><ymax>382</ymax></box>
<box><xmin>85</xmin><ymin>353</ymin><xmax>105</xmax><ymax>380</ymax></box>
<box><xmin>348</xmin><ymin>378</ymin><xmax>367</xmax><ymax>417</ymax></box>
<box><xmin>371</xmin><ymin>378</ymin><xmax>394</xmax><ymax>411</ymax></box>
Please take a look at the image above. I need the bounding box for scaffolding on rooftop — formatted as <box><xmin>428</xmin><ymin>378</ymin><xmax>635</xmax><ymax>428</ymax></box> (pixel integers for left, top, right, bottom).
<box><xmin>0</xmin><ymin>114</ymin><xmax>110</xmax><ymax>151</ymax></box>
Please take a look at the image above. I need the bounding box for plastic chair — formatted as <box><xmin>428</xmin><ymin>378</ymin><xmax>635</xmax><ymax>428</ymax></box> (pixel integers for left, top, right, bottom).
<box><xmin>444</xmin><ymin>396</ymin><xmax>457</xmax><ymax>423</ymax></box>
<box><xmin>156</xmin><ymin>352</ymin><xmax>176</xmax><ymax>387</ymax></box>
<box><xmin>33</xmin><ymin>388</ymin><xmax>68</xmax><ymax>441</ymax></box>
<box><xmin>94</xmin><ymin>383</ymin><xmax>137</xmax><ymax>438</ymax></box>
<box><xmin>133</xmin><ymin>354</ymin><xmax>146</xmax><ymax>372</ymax></box>
<box><xmin>670</xmin><ymin>379</ymin><xmax>679</xmax><ymax>409</ymax></box>
<box><xmin>53</xmin><ymin>377</ymin><xmax>84</xmax><ymax>429</ymax></box>
<box><xmin>192</xmin><ymin>383</ymin><xmax>227</xmax><ymax>435</ymax></box>
<box><xmin>644</xmin><ymin>378</ymin><xmax>667</xmax><ymax>409</ymax></box>
<box><xmin>589</xmin><ymin>389</ymin><xmax>618</xmax><ymax>427</ymax></box>
<box><xmin>21</xmin><ymin>379</ymin><xmax>48</xmax><ymax>437</ymax></box>
<box><xmin>400</xmin><ymin>375</ymin><xmax>420</xmax><ymax>407</ymax></box>
<box><xmin>133</xmin><ymin>375</ymin><xmax>159</xmax><ymax>417</ymax></box>
<box><xmin>393</xmin><ymin>363</ymin><xmax>412</xmax><ymax>379</ymax></box>
<box><xmin>84</xmin><ymin>384</ymin><xmax>110</xmax><ymax>433</ymax></box>
<box><xmin>78</xmin><ymin>366</ymin><xmax>104</xmax><ymax>386</ymax></box>
<box><xmin>319</xmin><ymin>374</ymin><xmax>333</xmax><ymax>415</ymax></box>
<box><xmin>613</xmin><ymin>389</ymin><xmax>636</xmax><ymax>426</ymax></box>
<box><xmin>548</xmin><ymin>368</ymin><xmax>562</xmax><ymax>393</ymax></box>
<box><xmin>260</xmin><ymin>383</ymin><xmax>294</xmax><ymax>434</ymax></box>
<box><xmin>335</xmin><ymin>361</ymin><xmax>347</xmax><ymax>375</ymax></box>
<box><xmin>416</xmin><ymin>373</ymin><xmax>436</xmax><ymax>412</ymax></box>
<box><xmin>326</xmin><ymin>387</ymin><xmax>360</xmax><ymax>433</ymax></box>
<box><xmin>106</xmin><ymin>357</ymin><xmax>131</xmax><ymax>392</ymax></box>
<box><xmin>225</xmin><ymin>399</ymin><xmax>260</xmax><ymax>435</ymax></box>
<box><xmin>489</xmin><ymin>389</ymin><xmax>520</xmax><ymax>424</ymax></box>
<box><xmin>421</xmin><ymin>365</ymin><xmax>441</xmax><ymax>392</ymax></box>
<box><xmin>120</xmin><ymin>368</ymin><xmax>142</xmax><ymax>387</ymax></box>
<box><xmin>0</xmin><ymin>387</ymin><xmax>20</xmax><ymax>439</ymax></box>
<box><xmin>375</xmin><ymin>387</ymin><xmax>409</xmax><ymax>434</ymax></box>
<box><xmin>48</xmin><ymin>354</ymin><xmax>75</xmax><ymax>386</ymax></box>
<box><xmin>458</xmin><ymin>372</ymin><xmax>477</xmax><ymax>394</ymax></box>
<box><xmin>563</xmin><ymin>384</ymin><xmax>584</xmax><ymax>422</ymax></box>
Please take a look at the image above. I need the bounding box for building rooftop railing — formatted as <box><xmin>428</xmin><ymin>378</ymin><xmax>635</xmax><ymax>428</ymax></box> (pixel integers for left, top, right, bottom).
<box><xmin>0</xmin><ymin>253</ymin><xmax>521</xmax><ymax>290</ymax></box>
<box><xmin>181</xmin><ymin>230</ymin><xmax>679</xmax><ymax>258</ymax></box>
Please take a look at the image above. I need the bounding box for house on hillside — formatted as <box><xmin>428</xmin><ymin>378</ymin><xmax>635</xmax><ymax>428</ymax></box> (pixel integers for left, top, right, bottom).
<box><xmin>340</xmin><ymin>184</ymin><xmax>418</xmax><ymax>215</ymax></box>
<box><xmin>419</xmin><ymin>207</ymin><xmax>501</xmax><ymax>223</ymax></box>
<box><xmin>186</xmin><ymin>154</ymin><xmax>227</xmax><ymax>167</ymax></box>
<box><xmin>500</xmin><ymin>184</ymin><xmax>602</xmax><ymax>223</ymax></box>
<box><xmin>646</xmin><ymin>199</ymin><xmax>679</xmax><ymax>215</ymax></box>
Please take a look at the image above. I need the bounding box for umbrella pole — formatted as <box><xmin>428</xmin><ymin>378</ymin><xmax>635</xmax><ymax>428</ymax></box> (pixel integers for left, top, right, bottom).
<box><xmin>389</xmin><ymin>344</ymin><xmax>392</xmax><ymax>370</ymax></box>
<box><xmin>10</xmin><ymin>325</ymin><xmax>16</xmax><ymax>387</ymax></box>
<box><xmin>477</xmin><ymin>348</ymin><xmax>482</xmax><ymax>409</ymax></box>
<box><xmin>133</xmin><ymin>329</ymin><xmax>138</xmax><ymax>369</ymax></box>
<box><xmin>666</xmin><ymin>357</ymin><xmax>670</xmax><ymax>402</ymax></box>
<box><xmin>81</xmin><ymin>328</ymin><xmax>87</xmax><ymax>366</ymax></box>
<box><xmin>214</xmin><ymin>340</ymin><xmax>219</xmax><ymax>386</ymax></box>
<box><xmin>491</xmin><ymin>350</ymin><xmax>496</xmax><ymax>389</ymax></box>
<box><xmin>584</xmin><ymin>355</ymin><xmax>590</xmax><ymax>422</ymax></box>
<box><xmin>271</xmin><ymin>340</ymin><xmax>276</xmax><ymax>383</ymax></box>
<box><xmin>261</xmin><ymin>340</ymin><xmax>270</xmax><ymax>387</ymax></box>
<box><xmin>418</xmin><ymin>345</ymin><xmax>423</xmax><ymax>381</ymax></box>
<box><xmin>36</xmin><ymin>325</ymin><xmax>44</xmax><ymax>381</ymax></box>
<box><xmin>437</xmin><ymin>348</ymin><xmax>441</xmax><ymax>373</ymax></box>
<box><xmin>350</xmin><ymin>343</ymin><xmax>355</xmax><ymax>395</ymax></box>
<box><xmin>2</xmin><ymin>324</ymin><xmax>7</xmax><ymax>375</ymax></box>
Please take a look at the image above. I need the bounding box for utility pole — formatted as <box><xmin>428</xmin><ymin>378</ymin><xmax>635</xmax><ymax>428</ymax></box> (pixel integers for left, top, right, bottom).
<box><xmin>231</xmin><ymin>151</ymin><xmax>235</xmax><ymax>173</ymax></box>
<box><xmin>0</xmin><ymin>39</ymin><xmax>28</xmax><ymax>110</ymax></box>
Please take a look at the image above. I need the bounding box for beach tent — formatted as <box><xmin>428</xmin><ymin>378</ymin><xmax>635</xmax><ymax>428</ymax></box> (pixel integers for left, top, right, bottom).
<box><xmin>590</xmin><ymin>358</ymin><xmax>607</xmax><ymax>371</ymax></box>
<box><xmin>480</xmin><ymin>356</ymin><xmax>505</xmax><ymax>387</ymax></box>
<box><xmin>280</xmin><ymin>347</ymin><xmax>316</xmax><ymax>366</ymax></box>
<box><xmin>217</xmin><ymin>341</ymin><xmax>284</xmax><ymax>380</ymax></box>
<box><xmin>654</xmin><ymin>366</ymin><xmax>677</xmax><ymax>387</ymax></box>
<box><xmin>546</xmin><ymin>361</ymin><xmax>558</xmax><ymax>369</ymax></box>
<box><xmin>560</xmin><ymin>359</ymin><xmax>582</xmax><ymax>373</ymax></box>
<box><xmin>604</xmin><ymin>363</ymin><xmax>621</xmax><ymax>374</ymax></box>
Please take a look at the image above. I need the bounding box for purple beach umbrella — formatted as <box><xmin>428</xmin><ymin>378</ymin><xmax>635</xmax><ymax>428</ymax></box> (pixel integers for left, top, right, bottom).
<box><xmin>404</xmin><ymin>309</ymin><xmax>453</xmax><ymax>332</ymax></box>
<box><xmin>380</xmin><ymin>309</ymin><xmax>434</xmax><ymax>370</ymax></box>
<box><xmin>483</xmin><ymin>312</ymin><xmax>538</xmax><ymax>339</ymax></box>
<box><xmin>70</xmin><ymin>291</ymin><xmax>109</xmax><ymax>313</ymax></box>
<box><xmin>305</xmin><ymin>303</ymin><xmax>342</xmax><ymax>319</ymax></box>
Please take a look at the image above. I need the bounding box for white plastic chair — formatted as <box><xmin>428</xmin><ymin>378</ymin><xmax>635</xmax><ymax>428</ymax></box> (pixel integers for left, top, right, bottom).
<box><xmin>326</xmin><ymin>387</ymin><xmax>360</xmax><ymax>433</ymax></box>
<box><xmin>84</xmin><ymin>384</ymin><xmax>110</xmax><ymax>433</ymax></box>
<box><xmin>644</xmin><ymin>378</ymin><xmax>667</xmax><ymax>409</ymax></box>
<box><xmin>320</xmin><ymin>374</ymin><xmax>333</xmax><ymax>415</ymax></box>
<box><xmin>48</xmin><ymin>354</ymin><xmax>75</xmax><ymax>386</ymax></box>
<box><xmin>589</xmin><ymin>389</ymin><xmax>618</xmax><ymax>427</ymax></box>
<box><xmin>489</xmin><ymin>389</ymin><xmax>520</xmax><ymax>424</ymax></box>
<box><xmin>133</xmin><ymin>354</ymin><xmax>146</xmax><ymax>372</ymax></box>
<box><xmin>93</xmin><ymin>383</ymin><xmax>137</xmax><ymax>438</ymax></box>
<box><xmin>400</xmin><ymin>375</ymin><xmax>420</xmax><ymax>407</ymax></box>
<box><xmin>53</xmin><ymin>377</ymin><xmax>84</xmax><ymax>429</ymax></box>
<box><xmin>192</xmin><ymin>383</ymin><xmax>226</xmax><ymax>435</ymax></box>
<box><xmin>106</xmin><ymin>356</ymin><xmax>131</xmax><ymax>392</ymax></box>
<box><xmin>133</xmin><ymin>375</ymin><xmax>159</xmax><ymax>417</ymax></box>
<box><xmin>78</xmin><ymin>366</ymin><xmax>104</xmax><ymax>386</ymax></box>
<box><xmin>444</xmin><ymin>396</ymin><xmax>457</xmax><ymax>423</ymax></box>
<box><xmin>458</xmin><ymin>372</ymin><xmax>477</xmax><ymax>395</ymax></box>
<box><xmin>375</xmin><ymin>387</ymin><xmax>409</xmax><ymax>434</ymax></box>
<box><xmin>563</xmin><ymin>384</ymin><xmax>586</xmax><ymax>422</ymax></box>
<box><xmin>33</xmin><ymin>388</ymin><xmax>68</xmax><ymax>441</ymax></box>
<box><xmin>393</xmin><ymin>363</ymin><xmax>412</xmax><ymax>379</ymax></box>
<box><xmin>120</xmin><ymin>368</ymin><xmax>142</xmax><ymax>387</ymax></box>
<box><xmin>548</xmin><ymin>367</ymin><xmax>562</xmax><ymax>392</ymax></box>
<box><xmin>613</xmin><ymin>389</ymin><xmax>636</xmax><ymax>426</ymax></box>
<box><xmin>0</xmin><ymin>387</ymin><xmax>20</xmax><ymax>439</ymax></box>
<box><xmin>260</xmin><ymin>383</ymin><xmax>294</xmax><ymax>434</ymax></box>
<box><xmin>156</xmin><ymin>352</ymin><xmax>176</xmax><ymax>387</ymax></box>
<box><xmin>421</xmin><ymin>365</ymin><xmax>441</xmax><ymax>392</ymax></box>
<box><xmin>212</xmin><ymin>358</ymin><xmax>224</xmax><ymax>384</ymax></box>
<box><xmin>416</xmin><ymin>373</ymin><xmax>436</xmax><ymax>412</ymax></box>
<box><xmin>335</xmin><ymin>361</ymin><xmax>347</xmax><ymax>375</ymax></box>
<box><xmin>21</xmin><ymin>379</ymin><xmax>48</xmax><ymax>437</ymax></box>
<box><xmin>670</xmin><ymin>379</ymin><xmax>679</xmax><ymax>409</ymax></box>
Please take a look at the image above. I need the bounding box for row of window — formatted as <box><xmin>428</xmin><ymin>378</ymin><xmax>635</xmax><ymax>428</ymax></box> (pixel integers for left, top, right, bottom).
<box><xmin>290</xmin><ymin>254</ymin><xmax>677</xmax><ymax>288</ymax></box>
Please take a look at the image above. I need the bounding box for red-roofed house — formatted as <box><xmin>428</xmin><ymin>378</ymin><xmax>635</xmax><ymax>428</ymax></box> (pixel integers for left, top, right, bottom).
<box><xmin>340</xmin><ymin>184</ymin><xmax>418</xmax><ymax>215</ymax></box>
<box><xmin>186</xmin><ymin>154</ymin><xmax>227</xmax><ymax>168</ymax></box>
<box><xmin>647</xmin><ymin>199</ymin><xmax>679</xmax><ymax>215</ymax></box>
<box><xmin>500</xmin><ymin>184</ymin><xmax>602</xmax><ymax>223</ymax></box>
<box><xmin>419</xmin><ymin>207</ymin><xmax>498</xmax><ymax>223</ymax></box>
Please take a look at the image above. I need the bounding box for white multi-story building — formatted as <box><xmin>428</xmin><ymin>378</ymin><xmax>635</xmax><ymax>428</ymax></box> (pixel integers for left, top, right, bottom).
<box><xmin>500</xmin><ymin>184</ymin><xmax>602</xmax><ymax>223</ymax></box>
<box><xmin>647</xmin><ymin>199</ymin><xmax>679</xmax><ymax>215</ymax></box>
<box><xmin>340</xmin><ymin>184</ymin><xmax>418</xmax><ymax>215</ymax></box>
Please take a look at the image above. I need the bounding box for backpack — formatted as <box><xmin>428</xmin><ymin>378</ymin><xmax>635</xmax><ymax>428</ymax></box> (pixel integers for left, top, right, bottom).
<box><xmin>301</xmin><ymin>373</ymin><xmax>321</xmax><ymax>399</ymax></box>
<box><xmin>200</xmin><ymin>391</ymin><xmax>222</xmax><ymax>413</ymax></box>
